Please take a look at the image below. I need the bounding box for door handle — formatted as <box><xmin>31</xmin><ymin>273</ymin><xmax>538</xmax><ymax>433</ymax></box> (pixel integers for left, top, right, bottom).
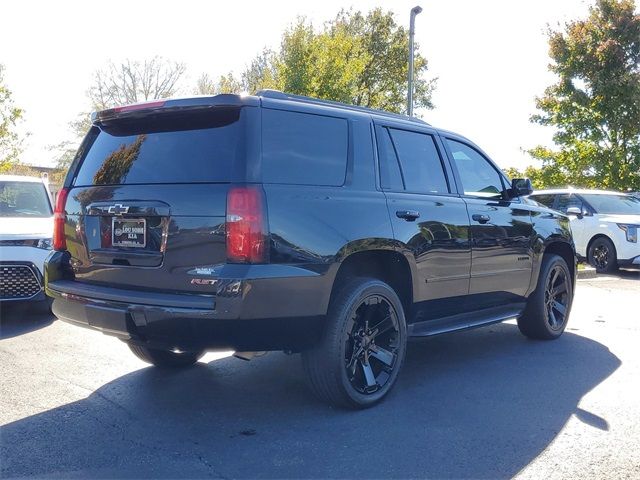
<box><xmin>396</xmin><ymin>210</ymin><xmax>420</xmax><ymax>221</ymax></box>
<box><xmin>472</xmin><ymin>214</ymin><xmax>491</xmax><ymax>224</ymax></box>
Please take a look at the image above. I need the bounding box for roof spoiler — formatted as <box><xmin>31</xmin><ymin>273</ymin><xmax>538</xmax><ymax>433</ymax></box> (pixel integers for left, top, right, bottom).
<box><xmin>91</xmin><ymin>94</ymin><xmax>259</xmax><ymax>124</ymax></box>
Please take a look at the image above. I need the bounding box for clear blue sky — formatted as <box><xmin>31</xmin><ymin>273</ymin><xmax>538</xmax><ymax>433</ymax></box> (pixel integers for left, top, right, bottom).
<box><xmin>2</xmin><ymin>0</ymin><xmax>598</xmax><ymax>170</ymax></box>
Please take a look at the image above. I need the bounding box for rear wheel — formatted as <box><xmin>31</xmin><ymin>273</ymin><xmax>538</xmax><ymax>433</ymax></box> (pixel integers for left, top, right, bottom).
<box><xmin>588</xmin><ymin>237</ymin><xmax>618</xmax><ymax>273</ymax></box>
<box><xmin>518</xmin><ymin>254</ymin><xmax>573</xmax><ymax>340</ymax></box>
<box><xmin>128</xmin><ymin>344</ymin><xmax>204</xmax><ymax>368</ymax></box>
<box><xmin>302</xmin><ymin>278</ymin><xmax>407</xmax><ymax>409</ymax></box>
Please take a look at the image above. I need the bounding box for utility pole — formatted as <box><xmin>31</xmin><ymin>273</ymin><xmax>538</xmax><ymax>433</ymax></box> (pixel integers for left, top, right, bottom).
<box><xmin>407</xmin><ymin>5</ymin><xmax>423</xmax><ymax>117</ymax></box>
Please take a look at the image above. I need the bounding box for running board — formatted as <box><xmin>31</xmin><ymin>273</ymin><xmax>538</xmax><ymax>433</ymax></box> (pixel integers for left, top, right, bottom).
<box><xmin>408</xmin><ymin>303</ymin><xmax>526</xmax><ymax>337</ymax></box>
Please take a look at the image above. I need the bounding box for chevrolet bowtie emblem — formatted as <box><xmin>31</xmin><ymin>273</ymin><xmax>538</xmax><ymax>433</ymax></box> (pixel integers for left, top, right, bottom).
<box><xmin>108</xmin><ymin>204</ymin><xmax>130</xmax><ymax>215</ymax></box>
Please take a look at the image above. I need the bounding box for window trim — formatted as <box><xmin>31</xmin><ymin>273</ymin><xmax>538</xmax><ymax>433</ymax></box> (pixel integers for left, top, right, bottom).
<box><xmin>374</xmin><ymin>123</ymin><xmax>455</xmax><ymax>197</ymax></box>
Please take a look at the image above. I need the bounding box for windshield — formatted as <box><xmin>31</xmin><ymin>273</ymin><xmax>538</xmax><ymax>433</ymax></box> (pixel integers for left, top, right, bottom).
<box><xmin>582</xmin><ymin>194</ymin><xmax>640</xmax><ymax>215</ymax></box>
<box><xmin>0</xmin><ymin>181</ymin><xmax>52</xmax><ymax>217</ymax></box>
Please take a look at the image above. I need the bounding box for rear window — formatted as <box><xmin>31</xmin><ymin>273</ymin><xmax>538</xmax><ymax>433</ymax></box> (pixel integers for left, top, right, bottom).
<box><xmin>0</xmin><ymin>181</ymin><xmax>52</xmax><ymax>217</ymax></box>
<box><xmin>73</xmin><ymin>107</ymin><xmax>242</xmax><ymax>186</ymax></box>
<box><xmin>387</xmin><ymin>128</ymin><xmax>449</xmax><ymax>194</ymax></box>
<box><xmin>261</xmin><ymin>109</ymin><xmax>348</xmax><ymax>186</ymax></box>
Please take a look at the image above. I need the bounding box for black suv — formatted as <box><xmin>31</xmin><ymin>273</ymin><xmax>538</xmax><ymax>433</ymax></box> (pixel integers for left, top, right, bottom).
<box><xmin>46</xmin><ymin>91</ymin><xmax>576</xmax><ymax>408</ymax></box>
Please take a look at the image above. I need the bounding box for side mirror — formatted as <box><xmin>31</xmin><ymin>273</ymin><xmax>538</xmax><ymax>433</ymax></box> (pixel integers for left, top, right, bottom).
<box><xmin>566</xmin><ymin>206</ymin><xmax>583</xmax><ymax>219</ymax></box>
<box><xmin>510</xmin><ymin>178</ymin><xmax>533</xmax><ymax>198</ymax></box>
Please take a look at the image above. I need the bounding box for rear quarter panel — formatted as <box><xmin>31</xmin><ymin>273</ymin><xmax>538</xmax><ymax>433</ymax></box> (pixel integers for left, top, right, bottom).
<box><xmin>263</xmin><ymin>114</ymin><xmax>395</xmax><ymax>313</ymax></box>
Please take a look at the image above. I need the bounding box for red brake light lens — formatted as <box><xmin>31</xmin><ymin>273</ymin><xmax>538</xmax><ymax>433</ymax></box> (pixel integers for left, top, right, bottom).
<box><xmin>53</xmin><ymin>188</ymin><xmax>69</xmax><ymax>251</ymax></box>
<box><xmin>113</xmin><ymin>100</ymin><xmax>165</xmax><ymax>113</ymax></box>
<box><xmin>226</xmin><ymin>186</ymin><xmax>268</xmax><ymax>263</ymax></box>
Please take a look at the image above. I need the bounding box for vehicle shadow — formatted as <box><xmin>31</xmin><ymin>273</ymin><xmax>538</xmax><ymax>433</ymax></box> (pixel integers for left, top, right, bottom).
<box><xmin>0</xmin><ymin>301</ymin><xmax>55</xmax><ymax>340</ymax></box>
<box><xmin>612</xmin><ymin>268</ymin><xmax>640</xmax><ymax>280</ymax></box>
<box><xmin>0</xmin><ymin>323</ymin><xmax>620</xmax><ymax>479</ymax></box>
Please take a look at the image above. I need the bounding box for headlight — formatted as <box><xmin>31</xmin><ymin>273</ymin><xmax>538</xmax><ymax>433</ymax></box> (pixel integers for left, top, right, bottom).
<box><xmin>617</xmin><ymin>224</ymin><xmax>638</xmax><ymax>243</ymax></box>
<box><xmin>36</xmin><ymin>238</ymin><xmax>53</xmax><ymax>250</ymax></box>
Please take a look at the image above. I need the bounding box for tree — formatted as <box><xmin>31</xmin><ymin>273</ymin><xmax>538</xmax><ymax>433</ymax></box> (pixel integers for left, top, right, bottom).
<box><xmin>89</xmin><ymin>56</ymin><xmax>186</xmax><ymax>109</ymax></box>
<box><xmin>196</xmin><ymin>8</ymin><xmax>436</xmax><ymax>114</ymax></box>
<box><xmin>529</xmin><ymin>0</ymin><xmax>640</xmax><ymax>190</ymax></box>
<box><xmin>502</xmin><ymin>166</ymin><xmax>549</xmax><ymax>189</ymax></box>
<box><xmin>53</xmin><ymin>56</ymin><xmax>188</xmax><ymax>174</ymax></box>
<box><xmin>0</xmin><ymin>65</ymin><xmax>25</xmax><ymax>172</ymax></box>
<box><xmin>195</xmin><ymin>72</ymin><xmax>243</xmax><ymax>95</ymax></box>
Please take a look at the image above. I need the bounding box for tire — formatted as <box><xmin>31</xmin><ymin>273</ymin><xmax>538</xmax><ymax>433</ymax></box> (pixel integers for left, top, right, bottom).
<box><xmin>301</xmin><ymin>277</ymin><xmax>407</xmax><ymax>409</ymax></box>
<box><xmin>587</xmin><ymin>237</ymin><xmax>618</xmax><ymax>273</ymax></box>
<box><xmin>518</xmin><ymin>254</ymin><xmax>573</xmax><ymax>340</ymax></box>
<box><xmin>128</xmin><ymin>344</ymin><xmax>204</xmax><ymax>368</ymax></box>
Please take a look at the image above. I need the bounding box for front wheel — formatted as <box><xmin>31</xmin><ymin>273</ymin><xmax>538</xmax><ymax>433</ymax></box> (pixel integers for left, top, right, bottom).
<box><xmin>128</xmin><ymin>344</ymin><xmax>204</xmax><ymax>368</ymax></box>
<box><xmin>302</xmin><ymin>277</ymin><xmax>407</xmax><ymax>409</ymax></box>
<box><xmin>518</xmin><ymin>254</ymin><xmax>573</xmax><ymax>340</ymax></box>
<box><xmin>588</xmin><ymin>237</ymin><xmax>618</xmax><ymax>273</ymax></box>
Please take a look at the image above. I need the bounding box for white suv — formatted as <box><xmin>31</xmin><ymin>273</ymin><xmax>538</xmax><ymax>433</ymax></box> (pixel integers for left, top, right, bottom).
<box><xmin>0</xmin><ymin>175</ymin><xmax>54</xmax><ymax>305</ymax></box>
<box><xmin>529</xmin><ymin>189</ymin><xmax>640</xmax><ymax>273</ymax></box>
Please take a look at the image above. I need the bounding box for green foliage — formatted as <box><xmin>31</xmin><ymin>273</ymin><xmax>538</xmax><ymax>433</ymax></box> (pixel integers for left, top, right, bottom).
<box><xmin>197</xmin><ymin>8</ymin><xmax>436</xmax><ymax>114</ymax></box>
<box><xmin>0</xmin><ymin>65</ymin><xmax>25</xmax><ymax>172</ymax></box>
<box><xmin>529</xmin><ymin>0</ymin><xmax>640</xmax><ymax>190</ymax></box>
<box><xmin>195</xmin><ymin>72</ymin><xmax>243</xmax><ymax>95</ymax></box>
<box><xmin>502</xmin><ymin>165</ymin><xmax>552</xmax><ymax>190</ymax></box>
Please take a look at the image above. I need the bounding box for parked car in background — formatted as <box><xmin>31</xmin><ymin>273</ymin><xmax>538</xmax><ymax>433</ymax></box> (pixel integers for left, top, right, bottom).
<box><xmin>46</xmin><ymin>91</ymin><xmax>576</xmax><ymax>408</ymax></box>
<box><xmin>529</xmin><ymin>189</ymin><xmax>640</xmax><ymax>273</ymax></box>
<box><xmin>0</xmin><ymin>175</ymin><xmax>54</xmax><ymax>307</ymax></box>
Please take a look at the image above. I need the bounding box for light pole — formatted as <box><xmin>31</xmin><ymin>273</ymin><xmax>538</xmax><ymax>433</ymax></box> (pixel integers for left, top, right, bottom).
<box><xmin>407</xmin><ymin>5</ymin><xmax>423</xmax><ymax>117</ymax></box>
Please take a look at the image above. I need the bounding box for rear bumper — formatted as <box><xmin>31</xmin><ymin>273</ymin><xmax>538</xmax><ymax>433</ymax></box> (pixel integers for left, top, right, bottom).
<box><xmin>45</xmin><ymin>253</ymin><xmax>331</xmax><ymax>351</ymax></box>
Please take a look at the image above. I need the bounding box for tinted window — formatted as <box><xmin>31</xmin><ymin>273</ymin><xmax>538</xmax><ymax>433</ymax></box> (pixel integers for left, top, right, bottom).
<box><xmin>581</xmin><ymin>194</ymin><xmax>640</xmax><ymax>215</ymax></box>
<box><xmin>376</xmin><ymin>127</ymin><xmax>404</xmax><ymax>191</ymax></box>
<box><xmin>447</xmin><ymin>139</ymin><xmax>504</xmax><ymax>198</ymax></box>
<box><xmin>0</xmin><ymin>181</ymin><xmax>52</xmax><ymax>217</ymax></box>
<box><xmin>555</xmin><ymin>194</ymin><xmax>584</xmax><ymax>213</ymax></box>
<box><xmin>530</xmin><ymin>194</ymin><xmax>555</xmax><ymax>208</ymax></box>
<box><xmin>262</xmin><ymin>109</ymin><xmax>348</xmax><ymax>186</ymax></box>
<box><xmin>388</xmin><ymin>129</ymin><xmax>449</xmax><ymax>194</ymax></box>
<box><xmin>74</xmin><ymin>108</ymin><xmax>242</xmax><ymax>186</ymax></box>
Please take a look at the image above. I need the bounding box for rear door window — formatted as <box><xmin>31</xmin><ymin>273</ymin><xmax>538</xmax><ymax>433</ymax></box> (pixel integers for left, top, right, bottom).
<box><xmin>376</xmin><ymin>127</ymin><xmax>404</xmax><ymax>191</ymax></box>
<box><xmin>385</xmin><ymin>128</ymin><xmax>449</xmax><ymax>194</ymax></box>
<box><xmin>73</xmin><ymin>107</ymin><xmax>242</xmax><ymax>186</ymax></box>
<box><xmin>261</xmin><ymin>109</ymin><xmax>348</xmax><ymax>186</ymax></box>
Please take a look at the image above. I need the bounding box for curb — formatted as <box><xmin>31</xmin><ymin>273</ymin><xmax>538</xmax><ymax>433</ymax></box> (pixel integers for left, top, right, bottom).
<box><xmin>577</xmin><ymin>266</ymin><xmax>597</xmax><ymax>280</ymax></box>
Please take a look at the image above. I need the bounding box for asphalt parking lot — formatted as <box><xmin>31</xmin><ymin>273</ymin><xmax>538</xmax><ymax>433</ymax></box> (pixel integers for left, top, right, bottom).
<box><xmin>1</xmin><ymin>270</ymin><xmax>639</xmax><ymax>479</ymax></box>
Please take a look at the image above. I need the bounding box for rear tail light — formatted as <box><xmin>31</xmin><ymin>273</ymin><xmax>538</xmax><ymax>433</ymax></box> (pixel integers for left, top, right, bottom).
<box><xmin>53</xmin><ymin>188</ymin><xmax>69</xmax><ymax>251</ymax></box>
<box><xmin>226</xmin><ymin>186</ymin><xmax>269</xmax><ymax>263</ymax></box>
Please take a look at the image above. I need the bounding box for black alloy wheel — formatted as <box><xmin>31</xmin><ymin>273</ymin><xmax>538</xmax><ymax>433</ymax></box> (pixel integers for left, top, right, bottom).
<box><xmin>302</xmin><ymin>277</ymin><xmax>407</xmax><ymax>409</ymax></box>
<box><xmin>518</xmin><ymin>253</ymin><xmax>573</xmax><ymax>340</ymax></box>
<box><xmin>543</xmin><ymin>264</ymin><xmax>570</xmax><ymax>331</ymax></box>
<box><xmin>344</xmin><ymin>294</ymin><xmax>401</xmax><ymax>395</ymax></box>
<box><xmin>588</xmin><ymin>237</ymin><xmax>618</xmax><ymax>273</ymax></box>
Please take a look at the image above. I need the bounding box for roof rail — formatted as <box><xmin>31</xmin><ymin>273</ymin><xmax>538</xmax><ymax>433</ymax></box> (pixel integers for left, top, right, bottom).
<box><xmin>256</xmin><ymin>89</ymin><xmax>430</xmax><ymax>126</ymax></box>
